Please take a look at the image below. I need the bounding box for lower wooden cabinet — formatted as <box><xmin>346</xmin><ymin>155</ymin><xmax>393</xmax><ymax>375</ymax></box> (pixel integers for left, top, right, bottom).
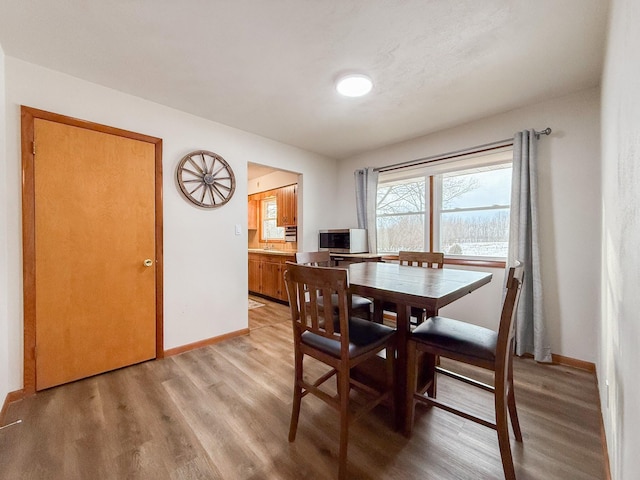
<box><xmin>248</xmin><ymin>252</ymin><xmax>295</xmax><ymax>302</ymax></box>
<box><xmin>248</xmin><ymin>257</ymin><xmax>261</xmax><ymax>292</ymax></box>
<box><xmin>261</xmin><ymin>259</ymin><xmax>282</xmax><ymax>299</ymax></box>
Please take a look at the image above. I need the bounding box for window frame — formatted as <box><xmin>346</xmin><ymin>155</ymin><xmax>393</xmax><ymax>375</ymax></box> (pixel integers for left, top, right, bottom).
<box><xmin>260</xmin><ymin>196</ymin><xmax>285</xmax><ymax>243</ymax></box>
<box><xmin>375</xmin><ymin>148</ymin><xmax>513</xmax><ymax>268</ymax></box>
<box><xmin>376</xmin><ymin>175</ymin><xmax>430</xmax><ymax>254</ymax></box>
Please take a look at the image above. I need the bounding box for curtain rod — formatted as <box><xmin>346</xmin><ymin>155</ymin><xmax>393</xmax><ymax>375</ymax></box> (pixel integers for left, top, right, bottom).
<box><xmin>375</xmin><ymin>128</ymin><xmax>552</xmax><ymax>173</ymax></box>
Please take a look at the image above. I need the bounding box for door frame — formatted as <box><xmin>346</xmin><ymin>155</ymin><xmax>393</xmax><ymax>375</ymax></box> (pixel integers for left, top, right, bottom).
<box><xmin>21</xmin><ymin>106</ymin><xmax>164</xmax><ymax>394</ymax></box>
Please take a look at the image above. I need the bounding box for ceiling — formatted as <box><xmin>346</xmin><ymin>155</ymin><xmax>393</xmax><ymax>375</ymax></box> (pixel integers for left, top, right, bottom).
<box><xmin>0</xmin><ymin>1</ymin><xmax>609</xmax><ymax>160</ymax></box>
<box><xmin>247</xmin><ymin>163</ymin><xmax>279</xmax><ymax>181</ymax></box>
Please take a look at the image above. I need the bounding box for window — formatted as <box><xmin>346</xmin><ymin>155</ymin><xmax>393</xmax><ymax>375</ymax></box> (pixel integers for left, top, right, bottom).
<box><xmin>376</xmin><ymin>149</ymin><xmax>512</xmax><ymax>261</ymax></box>
<box><xmin>435</xmin><ymin>164</ymin><xmax>512</xmax><ymax>258</ymax></box>
<box><xmin>377</xmin><ymin>178</ymin><xmax>426</xmax><ymax>252</ymax></box>
<box><xmin>261</xmin><ymin>197</ymin><xmax>284</xmax><ymax>241</ymax></box>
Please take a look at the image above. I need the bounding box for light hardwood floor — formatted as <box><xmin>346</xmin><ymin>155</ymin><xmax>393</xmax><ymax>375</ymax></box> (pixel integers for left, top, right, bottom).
<box><xmin>0</xmin><ymin>298</ymin><xmax>605</xmax><ymax>479</ymax></box>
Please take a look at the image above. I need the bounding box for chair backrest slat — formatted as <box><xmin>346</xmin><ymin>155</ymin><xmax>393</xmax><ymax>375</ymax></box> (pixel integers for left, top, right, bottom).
<box><xmin>398</xmin><ymin>251</ymin><xmax>444</xmax><ymax>269</ymax></box>
<box><xmin>306</xmin><ymin>285</ymin><xmax>322</xmax><ymax>332</ymax></box>
<box><xmin>284</xmin><ymin>262</ymin><xmax>350</xmax><ymax>347</ymax></box>
<box><xmin>295</xmin><ymin>251</ymin><xmax>332</xmax><ymax>267</ymax></box>
<box><xmin>295</xmin><ymin>251</ymin><xmax>340</xmax><ymax>305</ymax></box>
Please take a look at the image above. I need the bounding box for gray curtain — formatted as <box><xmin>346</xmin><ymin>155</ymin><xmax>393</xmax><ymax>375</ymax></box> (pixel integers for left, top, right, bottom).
<box><xmin>508</xmin><ymin>130</ymin><xmax>552</xmax><ymax>363</ymax></box>
<box><xmin>354</xmin><ymin>167</ymin><xmax>379</xmax><ymax>253</ymax></box>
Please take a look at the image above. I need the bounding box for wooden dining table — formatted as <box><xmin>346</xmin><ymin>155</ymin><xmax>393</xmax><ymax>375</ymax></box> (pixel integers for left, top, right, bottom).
<box><xmin>347</xmin><ymin>261</ymin><xmax>493</xmax><ymax>428</ymax></box>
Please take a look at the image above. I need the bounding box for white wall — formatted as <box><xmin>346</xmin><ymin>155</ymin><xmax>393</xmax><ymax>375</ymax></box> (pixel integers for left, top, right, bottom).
<box><xmin>3</xmin><ymin>57</ymin><xmax>338</xmax><ymax>392</ymax></box>
<box><xmin>335</xmin><ymin>88</ymin><xmax>602</xmax><ymax>362</ymax></box>
<box><xmin>601</xmin><ymin>0</ymin><xmax>640</xmax><ymax>478</ymax></box>
<box><xmin>0</xmin><ymin>43</ymin><xmax>10</xmax><ymax>404</ymax></box>
<box><xmin>248</xmin><ymin>170</ymin><xmax>299</xmax><ymax>195</ymax></box>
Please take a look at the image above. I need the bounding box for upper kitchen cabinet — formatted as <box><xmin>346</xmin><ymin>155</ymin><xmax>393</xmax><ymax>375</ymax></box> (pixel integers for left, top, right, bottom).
<box><xmin>248</xmin><ymin>198</ymin><xmax>258</xmax><ymax>230</ymax></box>
<box><xmin>276</xmin><ymin>184</ymin><xmax>297</xmax><ymax>227</ymax></box>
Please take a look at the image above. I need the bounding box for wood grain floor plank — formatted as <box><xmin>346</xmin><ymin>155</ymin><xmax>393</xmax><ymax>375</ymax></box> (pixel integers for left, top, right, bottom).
<box><xmin>0</xmin><ymin>297</ymin><xmax>606</xmax><ymax>479</ymax></box>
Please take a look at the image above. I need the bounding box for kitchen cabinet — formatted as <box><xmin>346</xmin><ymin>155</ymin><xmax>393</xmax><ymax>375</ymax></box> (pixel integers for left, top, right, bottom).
<box><xmin>248</xmin><ymin>198</ymin><xmax>258</xmax><ymax>230</ymax></box>
<box><xmin>248</xmin><ymin>252</ymin><xmax>295</xmax><ymax>302</ymax></box>
<box><xmin>261</xmin><ymin>258</ymin><xmax>283</xmax><ymax>299</ymax></box>
<box><xmin>248</xmin><ymin>255</ymin><xmax>261</xmax><ymax>292</ymax></box>
<box><xmin>276</xmin><ymin>184</ymin><xmax>297</xmax><ymax>227</ymax></box>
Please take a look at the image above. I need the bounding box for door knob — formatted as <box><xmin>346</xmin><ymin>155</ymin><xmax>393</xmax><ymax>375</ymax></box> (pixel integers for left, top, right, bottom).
<box><xmin>143</xmin><ymin>259</ymin><xmax>153</xmax><ymax>267</ymax></box>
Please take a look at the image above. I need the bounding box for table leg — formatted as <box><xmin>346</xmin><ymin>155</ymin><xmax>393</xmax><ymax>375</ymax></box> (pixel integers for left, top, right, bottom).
<box><xmin>373</xmin><ymin>299</ymin><xmax>384</xmax><ymax>324</ymax></box>
<box><xmin>394</xmin><ymin>303</ymin><xmax>411</xmax><ymax>429</ymax></box>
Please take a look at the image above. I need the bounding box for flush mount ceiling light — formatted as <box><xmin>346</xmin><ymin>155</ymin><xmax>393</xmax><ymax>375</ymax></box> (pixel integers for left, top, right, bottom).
<box><xmin>335</xmin><ymin>74</ymin><xmax>373</xmax><ymax>97</ymax></box>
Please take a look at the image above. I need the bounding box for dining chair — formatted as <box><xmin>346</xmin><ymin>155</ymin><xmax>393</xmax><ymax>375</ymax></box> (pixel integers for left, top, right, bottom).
<box><xmin>380</xmin><ymin>251</ymin><xmax>445</xmax><ymax>325</ymax></box>
<box><xmin>295</xmin><ymin>251</ymin><xmax>373</xmax><ymax>321</ymax></box>
<box><xmin>404</xmin><ymin>263</ymin><xmax>525</xmax><ymax>480</ymax></box>
<box><xmin>284</xmin><ymin>262</ymin><xmax>396</xmax><ymax>480</ymax></box>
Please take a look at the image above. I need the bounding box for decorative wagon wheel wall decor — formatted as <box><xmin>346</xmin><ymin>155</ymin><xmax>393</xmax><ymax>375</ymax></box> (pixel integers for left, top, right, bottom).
<box><xmin>176</xmin><ymin>150</ymin><xmax>236</xmax><ymax>208</ymax></box>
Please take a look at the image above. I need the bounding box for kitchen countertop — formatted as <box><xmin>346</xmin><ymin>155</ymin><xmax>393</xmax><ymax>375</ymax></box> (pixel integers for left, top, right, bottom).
<box><xmin>248</xmin><ymin>249</ymin><xmax>296</xmax><ymax>256</ymax></box>
<box><xmin>248</xmin><ymin>250</ymin><xmax>384</xmax><ymax>260</ymax></box>
<box><xmin>329</xmin><ymin>253</ymin><xmax>383</xmax><ymax>259</ymax></box>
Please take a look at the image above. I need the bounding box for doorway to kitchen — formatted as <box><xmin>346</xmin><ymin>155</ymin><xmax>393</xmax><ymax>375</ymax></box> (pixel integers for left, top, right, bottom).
<box><xmin>247</xmin><ymin>162</ymin><xmax>301</xmax><ymax>331</ymax></box>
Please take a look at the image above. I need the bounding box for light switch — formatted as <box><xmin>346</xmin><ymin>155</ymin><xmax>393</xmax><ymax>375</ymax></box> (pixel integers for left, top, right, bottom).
<box><xmin>235</xmin><ymin>224</ymin><xmax>241</xmax><ymax>235</ymax></box>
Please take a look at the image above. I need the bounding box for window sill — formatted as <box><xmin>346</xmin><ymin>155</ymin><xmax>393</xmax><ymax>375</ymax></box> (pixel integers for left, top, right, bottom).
<box><xmin>380</xmin><ymin>254</ymin><xmax>505</xmax><ymax>269</ymax></box>
<box><xmin>444</xmin><ymin>258</ymin><xmax>506</xmax><ymax>269</ymax></box>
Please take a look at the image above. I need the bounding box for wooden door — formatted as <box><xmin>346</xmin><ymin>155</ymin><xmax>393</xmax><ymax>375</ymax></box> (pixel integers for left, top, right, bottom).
<box><xmin>22</xmin><ymin>107</ymin><xmax>163</xmax><ymax>392</ymax></box>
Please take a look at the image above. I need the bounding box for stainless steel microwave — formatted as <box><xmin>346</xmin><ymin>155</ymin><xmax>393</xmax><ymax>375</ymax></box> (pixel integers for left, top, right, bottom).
<box><xmin>318</xmin><ymin>229</ymin><xmax>368</xmax><ymax>254</ymax></box>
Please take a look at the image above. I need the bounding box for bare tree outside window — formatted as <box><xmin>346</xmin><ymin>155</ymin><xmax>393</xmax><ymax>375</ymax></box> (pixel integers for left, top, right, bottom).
<box><xmin>438</xmin><ymin>165</ymin><xmax>511</xmax><ymax>257</ymax></box>
<box><xmin>376</xmin><ymin>179</ymin><xmax>426</xmax><ymax>252</ymax></box>
<box><xmin>376</xmin><ymin>163</ymin><xmax>511</xmax><ymax>258</ymax></box>
<box><xmin>442</xmin><ymin>175</ymin><xmax>479</xmax><ymax>208</ymax></box>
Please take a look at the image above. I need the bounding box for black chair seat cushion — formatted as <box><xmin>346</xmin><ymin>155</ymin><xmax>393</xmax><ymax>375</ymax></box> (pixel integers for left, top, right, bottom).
<box><xmin>349</xmin><ymin>294</ymin><xmax>374</xmax><ymax>309</ymax></box>
<box><xmin>411</xmin><ymin>316</ymin><xmax>497</xmax><ymax>362</ymax></box>
<box><xmin>301</xmin><ymin>316</ymin><xmax>395</xmax><ymax>359</ymax></box>
<box><xmin>318</xmin><ymin>293</ymin><xmax>372</xmax><ymax>311</ymax></box>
